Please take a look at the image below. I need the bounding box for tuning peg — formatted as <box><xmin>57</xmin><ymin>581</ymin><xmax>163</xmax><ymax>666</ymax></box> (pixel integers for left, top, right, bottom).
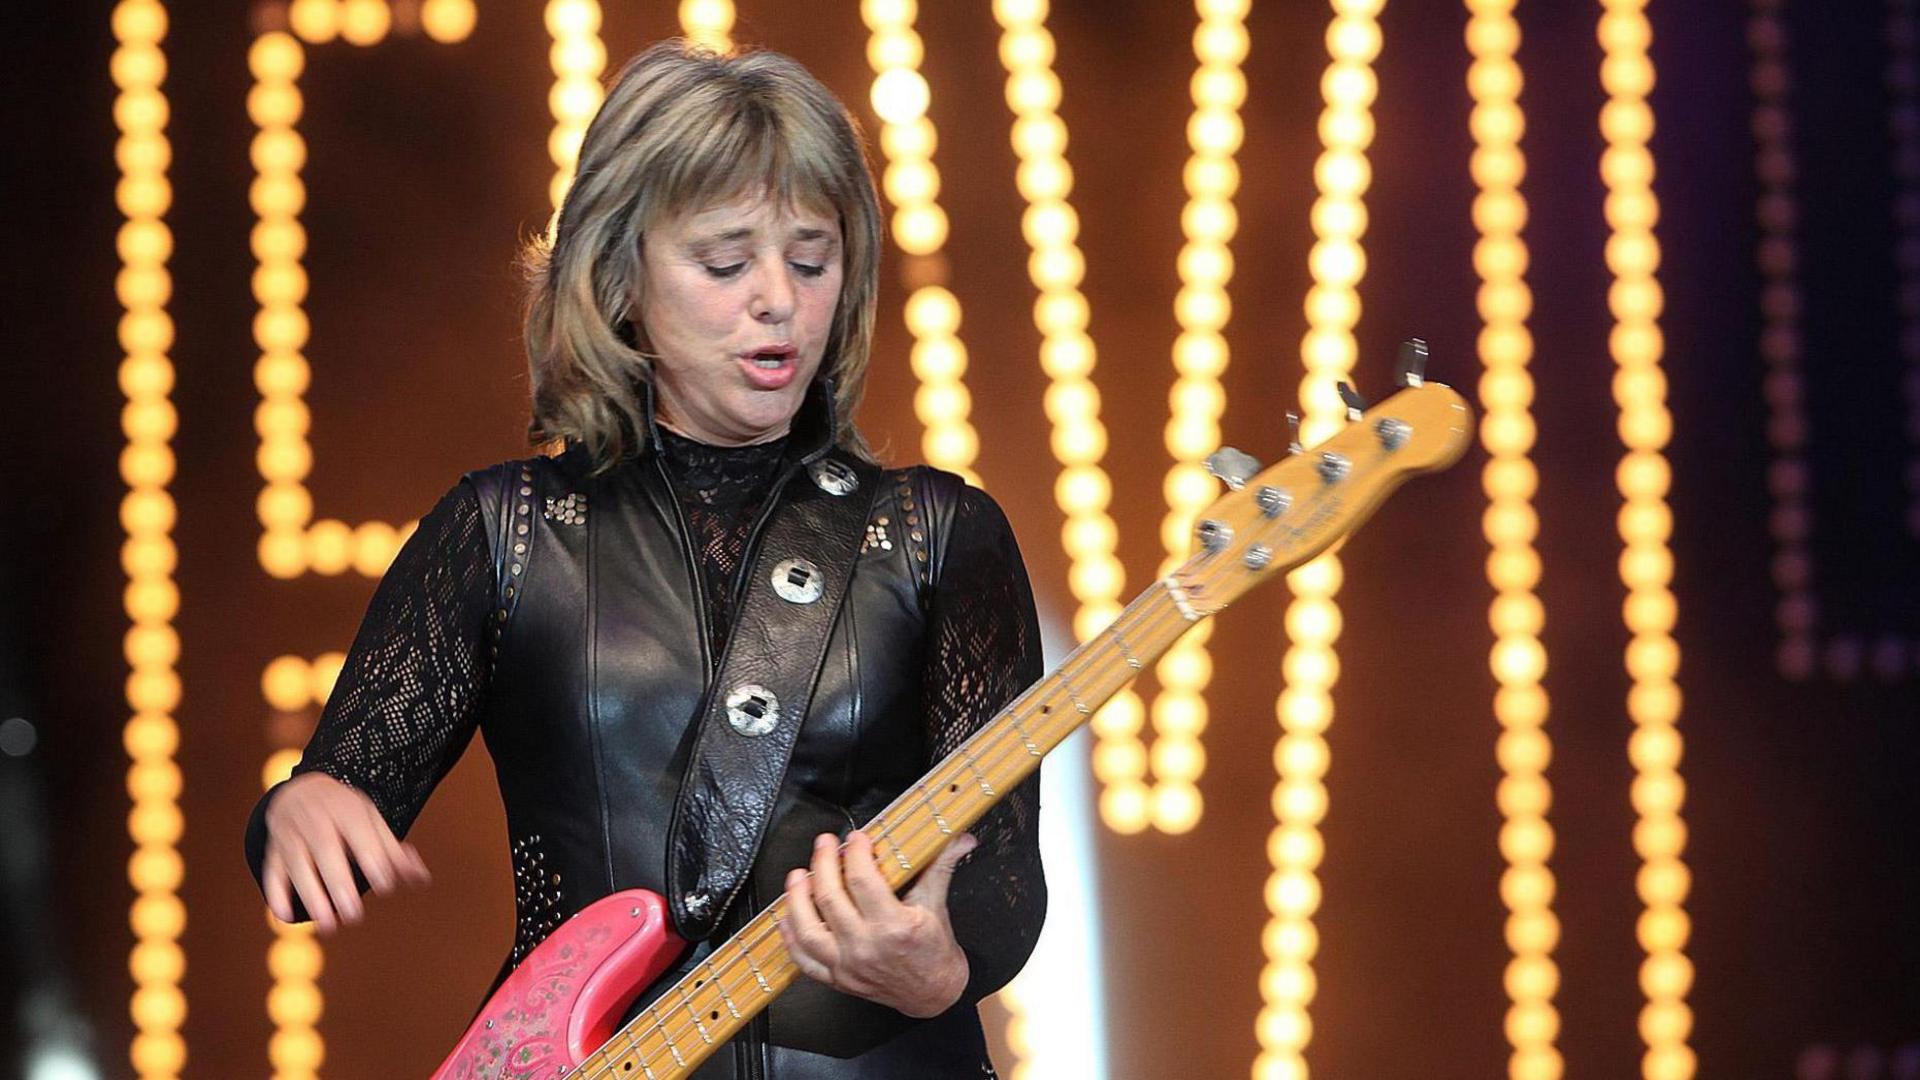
<box><xmin>1395</xmin><ymin>338</ymin><xmax>1428</xmax><ymax>388</ymax></box>
<box><xmin>1285</xmin><ymin>411</ymin><xmax>1304</xmax><ymax>455</ymax></box>
<box><xmin>1336</xmin><ymin>381</ymin><xmax>1368</xmax><ymax>421</ymax></box>
<box><xmin>1204</xmin><ymin>446</ymin><xmax>1261</xmax><ymax>491</ymax></box>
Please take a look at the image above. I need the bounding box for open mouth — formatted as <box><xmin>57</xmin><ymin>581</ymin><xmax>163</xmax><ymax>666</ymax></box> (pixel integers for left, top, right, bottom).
<box><xmin>738</xmin><ymin>345</ymin><xmax>799</xmax><ymax>389</ymax></box>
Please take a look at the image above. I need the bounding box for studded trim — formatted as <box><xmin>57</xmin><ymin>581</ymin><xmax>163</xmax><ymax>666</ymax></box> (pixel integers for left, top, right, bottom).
<box><xmin>491</xmin><ymin>463</ymin><xmax>536</xmax><ymax>663</ymax></box>
<box><xmin>861</xmin><ymin>518</ymin><xmax>893</xmax><ymax>553</ymax></box>
<box><xmin>543</xmin><ymin>491</ymin><xmax>587</xmax><ymax>525</ymax></box>
<box><xmin>898</xmin><ymin>473</ymin><xmax>932</xmax><ymax>591</ymax></box>
<box><xmin>509</xmin><ymin>833</ymin><xmax>564</xmax><ymax>965</ymax></box>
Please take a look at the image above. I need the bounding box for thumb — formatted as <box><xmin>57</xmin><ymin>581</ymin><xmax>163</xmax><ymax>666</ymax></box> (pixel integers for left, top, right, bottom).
<box><xmin>904</xmin><ymin>832</ymin><xmax>979</xmax><ymax>911</ymax></box>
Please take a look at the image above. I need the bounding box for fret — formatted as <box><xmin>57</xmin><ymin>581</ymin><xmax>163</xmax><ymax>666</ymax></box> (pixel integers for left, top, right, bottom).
<box><xmin>620</xmin><ymin>1023</ymin><xmax>650</xmax><ymax>1078</ymax></box>
<box><xmin>880</xmin><ymin>832</ymin><xmax>914</xmax><ymax>871</ymax></box>
<box><xmin>1008</xmin><ymin>712</ymin><xmax>1042</xmax><ymax>756</ymax></box>
<box><xmin>961</xmin><ymin>749</ymin><xmax>996</xmax><ymax>796</ymax></box>
<box><xmin>916</xmin><ymin>785</ymin><xmax>952</xmax><ymax>835</ymax></box>
<box><xmin>706</xmin><ymin>959</ymin><xmax>741</xmax><ymax>1019</ymax></box>
<box><xmin>676</xmin><ymin>983</ymin><xmax>712</xmax><ymax>1043</ymax></box>
<box><xmin>744</xmin><ymin>948</ymin><xmax>773</xmax><ymax>994</ymax></box>
<box><xmin>1112</xmin><ymin>622</ymin><xmax>1144</xmax><ymax>669</ymax></box>
<box><xmin>1162</xmin><ymin>574</ymin><xmax>1202</xmax><ymax>621</ymax></box>
<box><xmin>647</xmin><ymin>1005</ymin><xmax>688</xmax><ymax>1067</ymax></box>
<box><xmin>1059</xmin><ymin>669</ymin><xmax>1092</xmax><ymax>716</ymax></box>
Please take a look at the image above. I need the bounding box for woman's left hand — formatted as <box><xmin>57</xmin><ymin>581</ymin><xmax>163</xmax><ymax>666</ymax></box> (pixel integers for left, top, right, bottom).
<box><xmin>777</xmin><ymin>829</ymin><xmax>977</xmax><ymax>1018</ymax></box>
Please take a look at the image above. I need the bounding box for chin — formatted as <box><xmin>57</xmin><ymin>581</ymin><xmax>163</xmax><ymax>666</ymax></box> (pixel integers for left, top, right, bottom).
<box><xmin>728</xmin><ymin>398</ymin><xmax>805</xmax><ymax>440</ymax></box>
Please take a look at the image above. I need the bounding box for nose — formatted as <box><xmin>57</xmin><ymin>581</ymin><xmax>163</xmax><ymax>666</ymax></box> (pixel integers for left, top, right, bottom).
<box><xmin>751</xmin><ymin>255</ymin><xmax>796</xmax><ymax>325</ymax></box>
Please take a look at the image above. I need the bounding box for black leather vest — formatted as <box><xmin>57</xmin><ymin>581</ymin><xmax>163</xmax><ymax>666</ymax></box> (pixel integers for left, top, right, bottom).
<box><xmin>463</xmin><ymin>389</ymin><xmax>993</xmax><ymax>1078</ymax></box>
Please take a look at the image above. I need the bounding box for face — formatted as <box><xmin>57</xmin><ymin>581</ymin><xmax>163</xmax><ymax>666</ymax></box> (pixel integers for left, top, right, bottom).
<box><xmin>634</xmin><ymin>194</ymin><xmax>845</xmax><ymax>446</ymax></box>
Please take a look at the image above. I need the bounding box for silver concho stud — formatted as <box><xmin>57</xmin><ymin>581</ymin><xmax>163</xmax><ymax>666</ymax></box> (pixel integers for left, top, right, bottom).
<box><xmin>683</xmin><ymin>890</ymin><xmax>711</xmax><ymax>917</ymax></box>
<box><xmin>771</xmin><ymin>557</ymin><xmax>824</xmax><ymax>604</ymax></box>
<box><xmin>725</xmin><ymin>684</ymin><xmax>780</xmax><ymax>737</ymax></box>
<box><xmin>808</xmin><ymin>458</ymin><xmax>859</xmax><ymax>496</ymax></box>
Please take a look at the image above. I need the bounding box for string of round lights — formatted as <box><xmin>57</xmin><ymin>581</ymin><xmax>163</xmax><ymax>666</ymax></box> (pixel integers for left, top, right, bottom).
<box><xmin>288</xmin><ymin>0</ymin><xmax>476</xmax><ymax>45</ymax></box>
<box><xmin>1143</xmin><ymin>0</ymin><xmax>1253</xmax><ymax>839</ymax></box>
<box><xmin>549</xmin><ymin>1</ymin><xmax>609</xmax><ymax>216</ymax></box>
<box><xmin>256</xmin><ymin>651</ymin><xmax>345</xmax><ymax>1080</ymax></box>
<box><xmin>862</xmin><ymin>0</ymin><xmax>982</xmax><ymax>487</ymax></box>
<box><xmin>1896</xmin><ymin>0</ymin><xmax>1920</xmax><ymax>549</ymax></box>
<box><xmin>860</xmin><ymin>0</ymin><xmax>1028</xmax><ymax>1065</ymax></box>
<box><xmin>248</xmin><ymin>27</ymin><xmax>411</xmax><ymax>583</ymax></box>
<box><xmin>247</xmin><ymin>31</ymin><xmax>327</xmax><ymax>1075</ymax></box>
<box><xmin>990</xmin><ymin>0</ymin><xmax>1145</xmax><ymax>835</ymax></box>
<box><xmin>1748</xmin><ymin>0</ymin><xmax>1817</xmax><ymax>683</ymax></box>
<box><xmin>1597</xmin><ymin>2</ymin><xmax>1696</xmax><ymax>1077</ymax></box>
<box><xmin>1258</xmin><ymin>2</ymin><xmax>1380</xmax><ymax>1076</ymax></box>
<box><xmin>1886</xmin><ymin>0</ymin><xmax>1920</xmax><ymax>680</ymax></box>
<box><xmin>1464</xmin><ymin>2</ymin><xmax>1563</xmax><ymax>1077</ymax></box>
<box><xmin>114</xmin><ymin>4</ymin><xmax>186</xmax><ymax>1075</ymax></box>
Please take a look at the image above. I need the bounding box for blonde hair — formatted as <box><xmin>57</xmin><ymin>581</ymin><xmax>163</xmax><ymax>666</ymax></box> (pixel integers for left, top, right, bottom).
<box><xmin>521</xmin><ymin>40</ymin><xmax>882</xmax><ymax>469</ymax></box>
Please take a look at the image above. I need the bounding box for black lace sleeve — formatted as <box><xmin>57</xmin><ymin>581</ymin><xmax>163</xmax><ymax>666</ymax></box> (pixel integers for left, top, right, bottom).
<box><xmin>243</xmin><ymin>481</ymin><xmax>496</xmax><ymax>900</ymax></box>
<box><xmin>922</xmin><ymin>483</ymin><xmax>1048</xmax><ymax>1007</ymax></box>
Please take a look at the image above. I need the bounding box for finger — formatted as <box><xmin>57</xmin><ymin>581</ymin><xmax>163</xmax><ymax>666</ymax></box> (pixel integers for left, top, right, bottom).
<box><xmin>839</xmin><ymin>831</ymin><xmax>898</xmax><ymax>916</ymax></box>
<box><xmin>281</xmin><ymin>841</ymin><xmax>338</xmax><ymax>934</ymax></box>
<box><xmin>808</xmin><ymin>833</ymin><xmax>863</xmax><ymax>932</ymax></box>
<box><xmin>781</xmin><ymin>868</ymin><xmax>838</xmax><ymax>979</ymax></box>
<box><xmin>308</xmin><ymin>830</ymin><xmax>365</xmax><ymax>926</ymax></box>
<box><xmin>262</xmin><ymin>848</ymin><xmax>295</xmax><ymax>924</ymax></box>
<box><xmin>904</xmin><ymin>832</ymin><xmax>979</xmax><ymax>912</ymax></box>
<box><xmin>356</xmin><ymin>804</ymin><xmax>431</xmax><ymax>888</ymax></box>
<box><xmin>338</xmin><ymin>810</ymin><xmax>401</xmax><ymax>894</ymax></box>
<box><xmin>397</xmin><ymin>840</ymin><xmax>433</xmax><ymax>886</ymax></box>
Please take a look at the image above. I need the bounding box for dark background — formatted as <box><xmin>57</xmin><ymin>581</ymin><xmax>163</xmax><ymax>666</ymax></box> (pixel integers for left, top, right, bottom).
<box><xmin>4</xmin><ymin>1</ymin><xmax>1917</xmax><ymax>1077</ymax></box>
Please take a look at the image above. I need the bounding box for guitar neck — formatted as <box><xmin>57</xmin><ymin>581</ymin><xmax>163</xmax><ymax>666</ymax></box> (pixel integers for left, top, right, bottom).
<box><xmin>568</xmin><ymin>582</ymin><xmax>1196</xmax><ymax>1079</ymax></box>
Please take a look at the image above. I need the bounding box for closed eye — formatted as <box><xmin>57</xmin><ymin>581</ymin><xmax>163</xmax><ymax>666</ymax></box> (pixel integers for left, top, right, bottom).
<box><xmin>790</xmin><ymin>262</ymin><xmax>828</xmax><ymax>278</ymax></box>
<box><xmin>704</xmin><ymin>263</ymin><xmax>746</xmax><ymax>279</ymax></box>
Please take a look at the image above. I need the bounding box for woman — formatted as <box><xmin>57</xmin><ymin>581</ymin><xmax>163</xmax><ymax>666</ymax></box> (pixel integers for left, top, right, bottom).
<box><xmin>244</xmin><ymin>40</ymin><xmax>1046</xmax><ymax>1078</ymax></box>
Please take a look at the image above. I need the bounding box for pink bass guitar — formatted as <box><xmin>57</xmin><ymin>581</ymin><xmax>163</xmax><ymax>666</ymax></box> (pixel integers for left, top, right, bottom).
<box><xmin>431</xmin><ymin>356</ymin><xmax>1470</xmax><ymax>1080</ymax></box>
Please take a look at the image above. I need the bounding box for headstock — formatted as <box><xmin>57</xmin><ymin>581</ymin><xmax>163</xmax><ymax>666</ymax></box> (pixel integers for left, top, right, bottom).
<box><xmin>1167</xmin><ymin>341</ymin><xmax>1471</xmax><ymax>616</ymax></box>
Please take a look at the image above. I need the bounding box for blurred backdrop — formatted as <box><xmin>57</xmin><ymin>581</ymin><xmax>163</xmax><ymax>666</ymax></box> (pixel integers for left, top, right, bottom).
<box><xmin>3</xmin><ymin>1</ymin><xmax>1919</xmax><ymax>1078</ymax></box>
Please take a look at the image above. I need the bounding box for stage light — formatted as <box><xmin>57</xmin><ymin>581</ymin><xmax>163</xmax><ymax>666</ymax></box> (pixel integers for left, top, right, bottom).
<box><xmin>1256</xmin><ymin>6</ymin><xmax>1376</xmax><ymax>1076</ymax></box>
<box><xmin>1595</xmin><ymin>2</ymin><xmax>1695</xmax><ymax>1076</ymax></box>
<box><xmin>421</xmin><ymin>0</ymin><xmax>477</xmax><ymax>43</ymax></box>
<box><xmin>864</xmin><ymin>1</ymin><xmax>981</xmax><ymax>487</ymax></box>
<box><xmin>1904</xmin><ymin>0</ymin><xmax>1920</xmax><ymax>549</ymax></box>
<box><xmin>993</xmin><ymin>0</ymin><xmax>1142</xmax><ymax>834</ymax></box>
<box><xmin>546</xmin><ymin>1</ymin><xmax>607</xmax><ymax>217</ymax></box>
<box><xmin>1464</xmin><ymin>2</ymin><xmax>1563</xmax><ymax>1076</ymax></box>
<box><xmin>114</xmin><ymin>4</ymin><xmax>184</xmax><ymax>1076</ymax></box>
<box><xmin>1140</xmin><ymin>0</ymin><xmax>1250</xmax><ymax>836</ymax></box>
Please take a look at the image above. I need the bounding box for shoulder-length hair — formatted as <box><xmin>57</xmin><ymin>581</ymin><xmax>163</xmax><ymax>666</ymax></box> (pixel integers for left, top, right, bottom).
<box><xmin>521</xmin><ymin>40</ymin><xmax>882</xmax><ymax>470</ymax></box>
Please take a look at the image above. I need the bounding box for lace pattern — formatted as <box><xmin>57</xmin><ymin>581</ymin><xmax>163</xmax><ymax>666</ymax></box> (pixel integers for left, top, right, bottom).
<box><xmin>657</xmin><ymin>428</ymin><xmax>791</xmax><ymax>663</ymax></box>
<box><xmin>290</xmin><ymin>484</ymin><xmax>494</xmax><ymax>838</ymax></box>
<box><xmin>922</xmin><ymin>485</ymin><xmax>1048</xmax><ymax>1006</ymax></box>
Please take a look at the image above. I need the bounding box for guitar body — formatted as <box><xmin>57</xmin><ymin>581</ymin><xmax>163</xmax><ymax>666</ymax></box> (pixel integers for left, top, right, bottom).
<box><xmin>431</xmin><ymin>889</ymin><xmax>686</xmax><ymax>1080</ymax></box>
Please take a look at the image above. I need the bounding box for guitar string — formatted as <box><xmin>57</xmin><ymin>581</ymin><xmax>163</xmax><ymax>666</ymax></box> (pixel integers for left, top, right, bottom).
<box><xmin>569</xmin><ymin>459</ymin><xmax>1381</xmax><ymax>1077</ymax></box>
<box><xmin>566</xmin><ymin>585</ymin><xmax>1208</xmax><ymax>1079</ymax></box>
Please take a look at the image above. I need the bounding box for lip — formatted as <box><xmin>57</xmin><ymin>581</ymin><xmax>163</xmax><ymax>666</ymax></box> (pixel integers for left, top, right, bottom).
<box><xmin>737</xmin><ymin>344</ymin><xmax>799</xmax><ymax>391</ymax></box>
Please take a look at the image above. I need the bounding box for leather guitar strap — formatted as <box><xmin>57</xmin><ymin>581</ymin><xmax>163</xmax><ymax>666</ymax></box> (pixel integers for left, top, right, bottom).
<box><xmin>664</xmin><ymin>451</ymin><xmax>884</xmax><ymax>941</ymax></box>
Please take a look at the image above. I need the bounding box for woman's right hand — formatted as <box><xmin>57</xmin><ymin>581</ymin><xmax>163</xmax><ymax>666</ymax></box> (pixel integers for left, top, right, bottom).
<box><xmin>261</xmin><ymin>771</ymin><xmax>432</xmax><ymax>933</ymax></box>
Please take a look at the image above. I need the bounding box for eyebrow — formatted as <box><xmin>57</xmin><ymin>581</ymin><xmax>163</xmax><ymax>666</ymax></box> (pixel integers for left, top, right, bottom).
<box><xmin>696</xmin><ymin>226</ymin><xmax>835</xmax><ymax>244</ymax></box>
